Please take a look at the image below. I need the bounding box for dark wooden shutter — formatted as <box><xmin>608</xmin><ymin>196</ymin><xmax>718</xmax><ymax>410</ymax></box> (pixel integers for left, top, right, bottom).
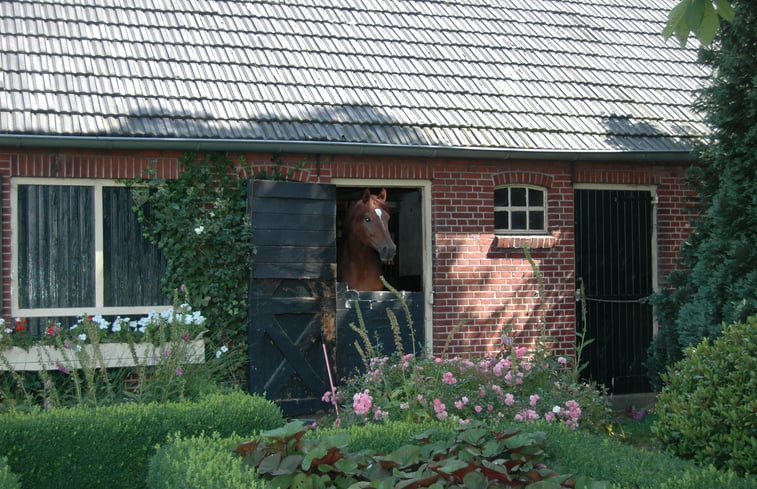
<box><xmin>248</xmin><ymin>180</ymin><xmax>337</xmax><ymax>415</ymax></box>
<box><xmin>17</xmin><ymin>185</ymin><xmax>95</xmax><ymax>309</ymax></box>
<box><xmin>102</xmin><ymin>187</ymin><xmax>168</xmax><ymax>307</ymax></box>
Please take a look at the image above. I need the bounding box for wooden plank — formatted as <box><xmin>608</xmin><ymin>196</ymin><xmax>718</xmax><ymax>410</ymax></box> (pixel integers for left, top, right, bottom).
<box><xmin>252</xmin><ymin>199</ymin><xmax>335</xmax><ymax>217</ymax></box>
<box><xmin>252</xmin><ymin>229</ymin><xmax>335</xmax><ymax>247</ymax></box>
<box><xmin>254</xmin><ymin>245</ymin><xmax>334</xmax><ymax>265</ymax></box>
<box><xmin>252</xmin><ymin>212</ymin><xmax>335</xmax><ymax>232</ymax></box>
<box><xmin>253</xmin><ymin>261</ymin><xmax>335</xmax><ymax>281</ymax></box>
<box><xmin>252</xmin><ymin>180</ymin><xmax>335</xmax><ymax>200</ymax></box>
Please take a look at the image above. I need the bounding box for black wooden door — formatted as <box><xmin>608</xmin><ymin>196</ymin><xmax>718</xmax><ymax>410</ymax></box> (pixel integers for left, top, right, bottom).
<box><xmin>248</xmin><ymin>180</ymin><xmax>337</xmax><ymax>415</ymax></box>
<box><xmin>574</xmin><ymin>189</ymin><xmax>654</xmax><ymax>394</ymax></box>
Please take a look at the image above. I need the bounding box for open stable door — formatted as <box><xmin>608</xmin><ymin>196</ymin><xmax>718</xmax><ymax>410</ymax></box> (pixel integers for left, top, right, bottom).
<box><xmin>248</xmin><ymin>180</ymin><xmax>336</xmax><ymax>415</ymax></box>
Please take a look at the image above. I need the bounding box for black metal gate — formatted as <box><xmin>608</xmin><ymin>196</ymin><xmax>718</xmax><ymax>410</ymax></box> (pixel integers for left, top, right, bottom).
<box><xmin>574</xmin><ymin>189</ymin><xmax>654</xmax><ymax>394</ymax></box>
<box><xmin>248</xmin><ymin>180</ymin><xmax>337</xmax><ymax>415</ymax></box>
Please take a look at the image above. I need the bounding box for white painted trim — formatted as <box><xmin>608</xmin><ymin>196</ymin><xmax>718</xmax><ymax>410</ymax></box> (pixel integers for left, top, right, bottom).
<box><xmin>573</xmin><ymin>183</ymin><xmax>659</xmax><ymax>335</ymax></box>
<box><xmin>10</xmin><ymin>177</ymin><xmax>170</xmax><ymax>318</ymax></box>
<box><xmin>332</xmin><ymin>178</ymin><xmax>434</xmax><ymax>354</ymax></box>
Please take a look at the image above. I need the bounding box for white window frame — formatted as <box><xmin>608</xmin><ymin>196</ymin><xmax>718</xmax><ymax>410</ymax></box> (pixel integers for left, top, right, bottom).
<box><xmin>11</xmin><ymin>177</ymin><xmax>170</xmax><ymax>318</ymax></box>
<box><xmin>494</xmin><ymin>185</ymin><xmax>548</xmax><ymax>235</ymax></box>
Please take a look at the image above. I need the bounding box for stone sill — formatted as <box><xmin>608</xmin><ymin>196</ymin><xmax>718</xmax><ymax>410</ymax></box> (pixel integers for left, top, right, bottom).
<box><xmin>493</xmin><ymin>235</ymin><xmax>558</xmax><ymax>249</ymax></box>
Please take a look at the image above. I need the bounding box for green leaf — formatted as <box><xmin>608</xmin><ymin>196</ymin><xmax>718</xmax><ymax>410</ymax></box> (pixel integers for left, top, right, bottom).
<box><xmin>462</xmin><ymin>470</ymin><xmax>488</xmax><ymax>489</ymax></box>
<box><xmin>684</xmin><ymin>0</ymin><xmax>706</xmax><ymax>31</ymax></box>
<box><xmin>714</xmin><ymin>0</ymin><xmax>735</xmax><ymax>21</ymax></box>
<box><xmin>258</xmin><ymin>453</ymin><xmax>282</xmax><ymax>475</ymax></box>
<box><xmin>664</xmin><ymin>0</ymin><xmax>691</xmax><ymax>40</ymax></box>
<box><xmin>698</xmin><ymin>1</ymin><xmax>720</xmax><ymax>46</ymax></box>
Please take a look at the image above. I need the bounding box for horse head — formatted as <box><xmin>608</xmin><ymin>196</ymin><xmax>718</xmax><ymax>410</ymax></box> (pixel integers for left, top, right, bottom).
<box><xmin>348</xmin><ymin>188</ymin><xmax>397</xmax><ymax>264</ymax></box>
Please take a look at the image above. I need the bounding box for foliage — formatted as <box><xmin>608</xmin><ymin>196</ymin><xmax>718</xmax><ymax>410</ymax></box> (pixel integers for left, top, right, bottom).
<box><xmin>664</xmin><ymin>0</ymin><xmax>735</xmax><ymax>46</ymax></box>
<box><xmin>236</xmin><ymin>420</ymin><xmax>608</xmax><ymax>488</ymax></box>
<box><xmin>652</xmin><ymin>315</ymin><xmax>756</xmax><ymax>475</ymax></box>
<box><xmin>124</xmin><ymin>151</ymin><xmax>252</xmax><ymax>356</ymax></box>
<box><xmin>648</xmin><ymin>0</ymin><xmax>757</xmax><ymax>386</ymax></box>
<box><xmin>0</xmin><ymin>300</ymin><xmax>240</xmax><ymax>410</ymax></box>
<box><xmin>148</xmin><ymin>433</ymin><xmax>265</xmax><ymax>489</ymax></box>
<box><xmin>0</xmin><ymin>391</ymin><xmax>283</xmax><ymax>489</ymax></box>
<box><xmin>327</xmin><ymin>277</ymin><xmax>612</xmax><ymax>434</ymax></box>
<box><xmin>539</xmin><ymin>422</ymin><xmax>755</xmax><ymax>489</ymax></box>
<box><xmin>0</xmin><ymin>457</ymin><xmax>20</xmax><ymax>489</ymax></box>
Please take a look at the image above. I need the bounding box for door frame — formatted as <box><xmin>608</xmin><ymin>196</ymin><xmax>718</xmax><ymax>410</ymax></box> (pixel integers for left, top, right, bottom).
<box><xmin>331</xmin><ymin>178</ymin><xmax>433</xmax><ymax>353</ymax></box>
<box><xmin>573</xmin><ymin>183</ymin><xmax>659</xmax><ymax>334</ymax></box>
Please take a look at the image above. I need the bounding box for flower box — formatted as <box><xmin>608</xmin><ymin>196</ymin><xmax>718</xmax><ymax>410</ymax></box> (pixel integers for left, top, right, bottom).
<box><xmin>0</xmin><ymin>335</ymin><xmax>205</xmax><ymax>372</ymax></box>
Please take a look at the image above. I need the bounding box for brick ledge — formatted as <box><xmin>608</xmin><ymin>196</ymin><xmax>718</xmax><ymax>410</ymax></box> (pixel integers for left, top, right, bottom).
<box><xmin>494</xmin><ymin>235</ymin><xmax>557</xmax><ymax>249</ymax></box>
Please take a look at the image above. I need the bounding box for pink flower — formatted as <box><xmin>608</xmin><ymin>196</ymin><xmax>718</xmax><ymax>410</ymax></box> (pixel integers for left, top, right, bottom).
<box><xmin>373</xmin><ymin>408</ymin><xmax>388</xmax><ymax>420</ymax></box>
<box><xmin>454</xmin><ymin>400</ymin><xmax>464</xmax><ymax>410</ymax></box>
<box><xmin>529</xmin><ymin>394</ymin><xmax>540</xmax><ymax>406</ymax></box>
<box><xmin>504</xmin><ymin>393</ymin><xmax>515</xmax><ymax>406</ymax></box>
<box><xmin>479</xmin><ymin>386</ymin><xmax>487</xmax><ymax>397</ymax></box>
<box><xmin>544</xmin><ymin>412</ymin><xmax>556</xmax><ymax>422</ymax></box>
<box><xmin>353</xmin><ymin>390</ymin><xmax>373</xmax><ymax>416</ymax></box>
<box><xmin>474</xmin><ymin>405</ymin><xmax>483</xmax><ymax>413</ymax></box>
<box><xmin>461</xmin><ymin>396</ymin><xmax>469</xmax><ymax>405</ymax></box>
<box><xmin>442</xmin><ymin>371</ymin><xmax>457</xmax><ymax>385</ymax></box>
<box><xmin>557</xmin><ymin>356</ymin><xmax>568</xmax><ymax>365</ymax></box>
<box><xmin>175</xmin><ymin>367</ymin><xmax>183</xmax><ymax>376</ymax></box>
<box><xmin>433</xmin><ymin>398</ymin><xmax>448</xmax><ymax>420</ymax></box>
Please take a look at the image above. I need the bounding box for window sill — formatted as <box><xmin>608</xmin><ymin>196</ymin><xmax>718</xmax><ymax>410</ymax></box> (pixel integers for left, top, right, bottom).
<box><xmin>493</xmin><ymin>235</ymin><xmax>557</xmax><ymax>249</ymax></box>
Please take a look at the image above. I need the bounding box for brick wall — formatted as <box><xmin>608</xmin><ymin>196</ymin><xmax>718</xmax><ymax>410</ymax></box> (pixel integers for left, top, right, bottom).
<box><xmin>0</xmin><ymin>148</ymin><xmax>693</xmax><ymax>359</ymax></box>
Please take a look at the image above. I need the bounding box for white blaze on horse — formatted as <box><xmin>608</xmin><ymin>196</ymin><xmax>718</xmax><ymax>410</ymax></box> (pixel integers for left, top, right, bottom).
<box><xmin>339</xmin><ymin>188</ymin><xmax>397</xmax><ymax>291</ymax></box>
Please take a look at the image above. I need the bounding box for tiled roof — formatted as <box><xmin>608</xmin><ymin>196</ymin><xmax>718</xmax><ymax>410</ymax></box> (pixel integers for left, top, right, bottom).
<box><xmin>0</xmin><ymin>0</ymin><xmax>710</xmax><ymax>156</ymax></box>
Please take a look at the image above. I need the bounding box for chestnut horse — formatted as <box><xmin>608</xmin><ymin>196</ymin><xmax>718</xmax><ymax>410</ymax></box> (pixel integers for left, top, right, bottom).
<box><xmin>339</xmin><ymin>188</ymin><xmax>397</xmax><ymax>291</ymax></box>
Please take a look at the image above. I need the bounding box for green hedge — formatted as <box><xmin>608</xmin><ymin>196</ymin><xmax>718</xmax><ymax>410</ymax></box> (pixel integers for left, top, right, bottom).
<box><xmin>147</xmin><ymin>420</ymin><xmax>755</xmax><ymax>489</ymax></box>
<box><xmin>538</xmin><ymin>423</ymin><xmax>755</xmax><ymax>489</ymax></box>
<box><xmin>147</xmin><ymin>433</ymin><xmax>267</xmax><ymax>489</ymax></box>
<box><xmin>0</xmin><ymin>457</ymin><xmax>20</xmax><ymax>489</ymax></box>
<box><xmin>0</xmin><ymin>391</ymin><xmax>283</xmax><ymax>489</ymax></box>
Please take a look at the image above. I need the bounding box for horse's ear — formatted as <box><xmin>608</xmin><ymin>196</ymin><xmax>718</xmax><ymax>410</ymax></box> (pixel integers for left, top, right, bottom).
<box><xmin>377</xmin><ymin>188</ymin><xmax>387</xmax><ymax>202</ymax></box>
<box><xmin>361</xmin><ymin>188</ymin><xmax>372</xmax><ymax>203</ymax></box>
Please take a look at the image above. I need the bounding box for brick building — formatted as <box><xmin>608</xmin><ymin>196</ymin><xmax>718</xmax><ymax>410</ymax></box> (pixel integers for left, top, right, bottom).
<box><xmin>0</xmin><ymin>1</ymin><xmax>707</xmax><ymax>399</ymax></box>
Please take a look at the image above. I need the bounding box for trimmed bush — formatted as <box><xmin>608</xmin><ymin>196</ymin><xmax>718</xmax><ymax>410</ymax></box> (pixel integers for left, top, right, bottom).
<box><xmin>653</xmin><ymin>315</ymin><xmax>756</xmax><ymax>475</ymax></box>
<box><xmin>0</xmin><ymin>457</ymin><xmax>20</xmax><ymax>489</ymax></box>
<box><xmin>0</xmin><ymin>391</ymin><xmax>283</xmax><ymax>489</ymax></box>
<box><xmin>539</xmin><ymin>422</ymin><xmax>755</xmax><ymax>488</ymax></box>
<box><xmin>147</xmin><ymin>433</ymin><xmax>266</xmax><ymax>489</ymax></box>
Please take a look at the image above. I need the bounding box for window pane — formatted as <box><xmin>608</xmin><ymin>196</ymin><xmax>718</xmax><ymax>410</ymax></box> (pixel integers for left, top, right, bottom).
<box><xmin>511</xmin><ymin>211</ymin><xmax>527</xmax><ymax>229</ymax></box>
<box><xmin>528</xmin><ymin>188</ymin><xmax>544</xmax><ymax>206</ymax></box>
<box><xmin>494</xmin><ymin>188</ymin><xmax>508</xmax><ymax>207</ymax></box>
<box><xmin>17</xmin><ymin>185</ymin><xmax>95</xmax><ymax>308</ymax></box>
<box><xmin>494</xmin><ymin>211</ymin><xmax>508</xmax><ymax>230</ymax></box>
<box><xmin>511</xmin><ymin>187</ymin><xmax>526</xmax><ymax>206</ymax></box>
<box><xmin>529</xmin><ymin>211</ymin><xmax>545</xmax><ymax>230</ymax></box>
<box><xmin>103</xmin><ymin>187</ymin><xmax>168</xmax><ymax>307</ymax></box>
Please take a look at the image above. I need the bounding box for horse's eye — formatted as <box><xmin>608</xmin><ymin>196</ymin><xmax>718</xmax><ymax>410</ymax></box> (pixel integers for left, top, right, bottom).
<box><xmin>364</xmin><ymin>216</ymin><xmax>372</xmax><ymax>223</ymax></box>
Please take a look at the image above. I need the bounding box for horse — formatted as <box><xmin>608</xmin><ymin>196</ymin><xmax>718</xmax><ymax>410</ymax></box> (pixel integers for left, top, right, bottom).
<box><xmin>339</xmin><ymin>188</ymin><xmax>397</xmax><ymax>291</ymax></box>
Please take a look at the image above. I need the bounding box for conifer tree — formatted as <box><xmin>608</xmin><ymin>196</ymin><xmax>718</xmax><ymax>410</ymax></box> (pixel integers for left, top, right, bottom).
<box><xmin>647</xmin><ymin>0</ymin><xmax>756</xmax><ymax>386</ymax></box>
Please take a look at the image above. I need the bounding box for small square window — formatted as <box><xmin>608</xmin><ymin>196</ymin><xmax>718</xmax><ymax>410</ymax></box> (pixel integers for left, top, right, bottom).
<box><xmin>494</xmin><ymin>185</ymin><xmax>547</xmax><ymax>234</ymax></box>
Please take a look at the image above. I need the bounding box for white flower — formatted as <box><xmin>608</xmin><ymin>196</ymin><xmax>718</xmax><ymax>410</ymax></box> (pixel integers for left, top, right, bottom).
<box><xmin>221</xmin><ymin>345</ymin><xmax>229</xmax><ymax>353</ymax></box>
<box><xmin>3</xmin><ymin>328</ymin><xmax>11</xmax><ymax>334</ymax></box>
<box><xmin>78</xmin><ymin>333</ymin><xmax>87</xmax><ymax>341</ymax></box>
<box><xmin>552</xmin><ymin>405</ymin><xmax>561</xmax><ymax>414</ymax></box>
<box><xmin>194</xmin><ymin>225</ymin><xmax>204</xmax><ymax>235</ymax></box>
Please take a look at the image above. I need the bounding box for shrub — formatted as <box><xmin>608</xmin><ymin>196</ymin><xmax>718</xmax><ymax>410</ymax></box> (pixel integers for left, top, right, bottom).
<box><xmin>0</xmin><ymin>392</ymin><xmax>283</xmax><ymax>489</ymax></box>
<box><xmin>539</xmin><ymin>422</ymin><xmax>755</xmax><ymax>488</ymax></box>
<box><xmin>0</xmin><ymin>457</ymin><xmax>20</xmax><ymax>489</ymax></box>
<box><xmin>147</xmin><ymin>433</ymin><xmax>265</xmax><ymax>489</ymax></box>
<box><xmin>653</xmin><ymin>315</ymin><xmax>757</xmax><ymax>475</ymax></box>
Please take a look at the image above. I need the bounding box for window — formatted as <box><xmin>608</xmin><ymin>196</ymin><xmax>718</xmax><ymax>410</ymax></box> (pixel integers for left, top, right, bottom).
<box><xmin>12</xmin><ymin>179</ymin><xmax>168</xmax><ymax>317</ymax></box>
<box><xmin>494</xmin><ymin>186</ymin><xmax>547</xmax><ymax>234</ymax></box>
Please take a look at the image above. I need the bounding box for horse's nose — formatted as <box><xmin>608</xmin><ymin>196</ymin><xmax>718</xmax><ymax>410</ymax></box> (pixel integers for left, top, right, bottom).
<box><xmin>379</xmin><ymin>243</ymin><xmax>397</xmax><ymax>263</ymax></box>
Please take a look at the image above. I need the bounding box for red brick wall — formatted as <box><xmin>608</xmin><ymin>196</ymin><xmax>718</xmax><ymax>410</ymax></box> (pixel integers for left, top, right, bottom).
<box><xmin>0</xmin><ymin>149</ymin><xmax>693</xmax><ymax>359</ymax></box>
